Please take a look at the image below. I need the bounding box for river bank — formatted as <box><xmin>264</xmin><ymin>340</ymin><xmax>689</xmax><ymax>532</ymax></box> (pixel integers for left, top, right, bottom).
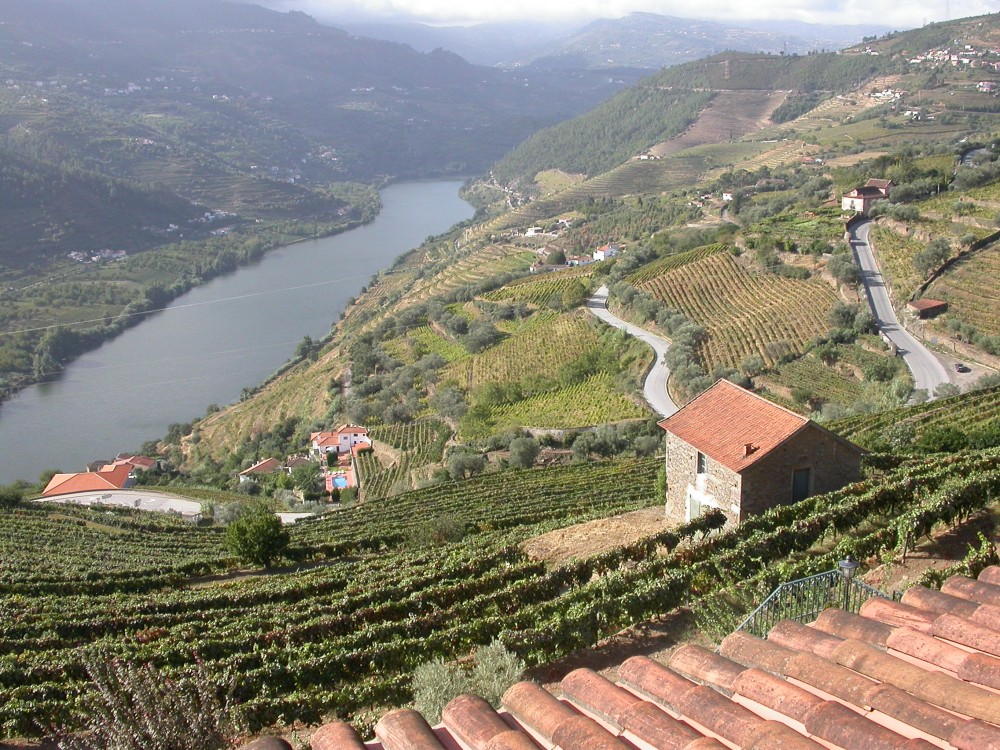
<box><xmin>0</xmin><ymin>188</ymin><xmax>382</xmax><ymax>407</ymax></box>
<box><xmin>0</xmin><ymin>180</ymin><xmax>473</xmax><ymax>485</ymax></box>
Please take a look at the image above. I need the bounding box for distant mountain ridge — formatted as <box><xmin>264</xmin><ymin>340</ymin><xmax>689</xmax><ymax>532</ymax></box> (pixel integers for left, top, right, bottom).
<box><xmin>342</xmin><ymin>13</ymin><xmax>890</xmax><ymax>69</ymax></box>
<box><xmin>0</xmin><ymin>0</ymin><xmax>629</xmax><ymax>182</ymax></box>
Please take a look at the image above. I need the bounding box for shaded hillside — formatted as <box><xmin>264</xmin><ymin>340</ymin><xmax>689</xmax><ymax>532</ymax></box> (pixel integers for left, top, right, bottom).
<box><xmin>0</xmin><ymin>0</ymin><xmax>627</xmax><ymax>182</ymax></box>
<box><xmin>0</xmin><ymin>150</ymin><xmax>201</xmax><ymax>267</ymax></box>
<box><xmin>491</xmin><ymin>87</ymin><xmax>713</xmax><ymax>185</ymax></box>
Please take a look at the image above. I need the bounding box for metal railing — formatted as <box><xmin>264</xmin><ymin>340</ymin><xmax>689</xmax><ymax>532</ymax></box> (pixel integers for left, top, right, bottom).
<box><xmin>735</xmin><ymin>569</ymin><xmax>895</xmax><ymax>639</ymax></box>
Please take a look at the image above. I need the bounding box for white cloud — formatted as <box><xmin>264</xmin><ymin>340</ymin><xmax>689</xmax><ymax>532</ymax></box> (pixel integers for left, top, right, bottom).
<box><xmin>258</xmin><ymin>0</ymin><xmax>999</xmax><ymax>29</ymax></box>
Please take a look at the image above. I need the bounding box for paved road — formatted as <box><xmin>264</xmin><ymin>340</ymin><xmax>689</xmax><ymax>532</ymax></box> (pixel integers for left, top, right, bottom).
<box><xmin>587</xmin><ymin>285</ymin><xmax>678</xmax><ymax>417</ymax></box>
<box><xmin>849</xmin><ymin>220</ymin><xmax>950</xmax><ymax>395</ymax></box>
<box><xmin>35</xmin><ymin>489</ymin><xmax>204</xmax><ymax>520</ymax></box>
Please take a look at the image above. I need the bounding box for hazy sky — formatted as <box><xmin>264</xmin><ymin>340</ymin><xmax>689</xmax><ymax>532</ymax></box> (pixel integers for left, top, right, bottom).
<box><xmin>256</xmin><ymin>0</ymin><xmax>998</xmax><ymax>30</ymax></box>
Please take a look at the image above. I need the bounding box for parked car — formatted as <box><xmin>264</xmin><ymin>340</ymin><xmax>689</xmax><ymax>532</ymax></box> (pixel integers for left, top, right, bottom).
<box><xmin>954</xmin><ymin>363</ymin><xmax>971</xmax><ymax>373</ymax></box>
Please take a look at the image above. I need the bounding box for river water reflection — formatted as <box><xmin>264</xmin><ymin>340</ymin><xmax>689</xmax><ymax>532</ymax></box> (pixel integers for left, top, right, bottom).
<box><xmin>0</xmin><ymin>180</ymin><xmax>473</xmax><ymax>484</ymax></box>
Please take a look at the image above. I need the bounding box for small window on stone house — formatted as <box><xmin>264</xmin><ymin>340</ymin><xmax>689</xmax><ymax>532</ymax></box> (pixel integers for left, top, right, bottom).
<box><xmin>696</xmin><ymin>451</ymin><xmax>707</xmax><ymax>475</ymax></box>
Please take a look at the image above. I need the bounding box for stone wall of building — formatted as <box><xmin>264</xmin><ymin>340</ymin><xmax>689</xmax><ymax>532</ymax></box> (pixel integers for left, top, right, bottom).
<box><xmin>739</xmin><ymin>424</ymin><xmax>863</xmax><ymax>520</ymax></box>
<box><xmin>664</xmin><ymin>432</ymin><xmax>741</xmax><ymax>527</ymax></box>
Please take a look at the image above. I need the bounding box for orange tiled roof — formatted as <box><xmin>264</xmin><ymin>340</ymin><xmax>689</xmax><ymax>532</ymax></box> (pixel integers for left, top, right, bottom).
<box><xmin>657</xmin><ymin>380</ymin><xmax>815</xmax><ymax>473</ymax></box>
<box><xmin>908</xmin><ymin>298</ymin><xmax>948</xmax><ymax>312</ymax></box>
<box><xmin>313</xmin><ymin>566</ymin><xmax>1000</xmax><ymax>750</ymax></box>
<box><xmin>238</xmin><ymin>457</ymin><xmax>282</xmax><ymax>476</ymax></box>
<box><xmin>42</xmin><ymin>464</ymin><xmax>132</xmax><ymax>497</ymax></box>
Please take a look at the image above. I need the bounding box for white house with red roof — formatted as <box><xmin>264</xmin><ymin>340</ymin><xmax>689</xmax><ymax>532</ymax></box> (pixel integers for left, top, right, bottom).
<box><xmin>310</xmin><ymin>425</ymin><xmax>371</xmax><ymax>457</ymax></box>
<box><xmin>593</xmin><ymin>242</ymin><xmax>620</xmax><ymax>262</ymax></box>
<box><xmin>658</xmin><ymin>380</ymin><xmax>864</xmax><ymax>526</ymax></box>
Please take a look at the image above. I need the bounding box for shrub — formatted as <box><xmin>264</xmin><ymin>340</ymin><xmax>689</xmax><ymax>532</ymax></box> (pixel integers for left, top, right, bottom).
<box><xmin>470</xmin><ymin>641</ymin><xmax>525</xmax><ymax>707</ymax></box>
<box><xmin>224</xmin><ymin>503</ymin><xmax>289</xmax><ymax>569</ymax></box>
<box><xmin>411</xmin><ymin>658</ymin><xmax>469</xmax><ymax>725</ymax></box>
<box><xmin>411</xmin><ymin>642</ymin><xmax>524</xmax><ymax>723</ymax></box>
<box><xmin>56</xmin><ymin>652</ymin><xmax>238</xmax><ymax>750</ymax></box>
<box><xmin>508</xmin><ymin>437</ymin><xmax>540</xmax><ymax>469</ymax></box>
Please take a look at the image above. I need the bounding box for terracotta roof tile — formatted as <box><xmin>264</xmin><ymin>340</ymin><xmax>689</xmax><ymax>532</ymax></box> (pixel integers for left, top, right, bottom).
<box><xmin>667</xmin><ymin>645</ymin><xmax>743</xmax><ymax>693</ymax></box>
<box><xmin>769</xmin><ymin>618</ymin><xmax>848</xmax><ymax>658</ymax></box>
<box><xmin>941</xmin><ymin>575</ymin><xmax>1000</xmax><ymax>607</ymax></box>
<box><xmin>343</xmin><ymin>572</ymin><xmax>1000</xmax><ymax>750</ymax></box>
<box><xmin>932</xmin><ymin>612</ymin><xmax>1000</xmax><ymax>657</ymax></box>
<box><xmin>657</xmin><ymin>380</ymin><xmax>816</xmax><ymax>473</ymax></box>
<box><xmin>310</xmin><ymin>722</ymin><xmax>367</xmax><ymax>750</ymax></box>
<box><xmin>501</xmin><ymin>681</ymin><xmax>574</xmax><ymax>741</ymax></box>
<box><xmin>831</xmin><ymin>639</ymin><xmax>1000</xmax><ymax>725</ymax></box>
<box><xmin>441</xmin><ymin>695</ymin><xmax>515</xmax><ymax>750</ymax></box>
<box><xmin>857</xmin><ymin>598</ymin><xmax>936</xmax><ymax>633</ymax></box>
<box><xmin>41</xmin><ymin>464</ymin><xmax>132</xmax><ymax>497</ymax></box>
<box><xmin>900</xmin><ymin>585</ymin><xmax>981</xmax><ymax>618</ymax></box>
<box><xmin>732</xmin><ymin>667</ymin><xmax>823</xmax><ymax>723</ymax></box>
<box><xmin>560</xmin><ymin>668</ymin><xmax>642</xmax><ymax>728</ymax></box>
<box><xmin>374</xmin><ymin>709</ymin><xmax>447</xmax><ymax>750</ymax></box>
<box><xmin>979</xmin><ymin>565</ymin><xmax>1000</xmax><ymax>586</ymax></box>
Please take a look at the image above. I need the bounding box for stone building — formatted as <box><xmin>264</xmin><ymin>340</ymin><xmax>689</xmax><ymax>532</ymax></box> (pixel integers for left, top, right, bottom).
<box><xmin>657</xmin><ymin>380</ymin><xmax>864</xmax><ymax>526</ymax></box>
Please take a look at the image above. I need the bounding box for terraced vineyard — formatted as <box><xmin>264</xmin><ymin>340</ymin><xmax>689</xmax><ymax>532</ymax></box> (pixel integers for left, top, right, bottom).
<box><xmin>482</xmin><ymin>273</ymin><xmax>593</xmax><ymax>307</ymax></box>
<box><xmin>637</xmin><ymin>253</ymin><xmax>839</xmax><ymax>370</ymax></box>
<box><xmin>762</xmin><ymin>354</ymin><xmax>865</xmax><ymax>408</ymax></box>
<box><xmin>443</xmin><ymin>312</ymin><xmax>600</xmax><ymax>390</ymax></box>
<box><xmin>485</xmin><ymin>374</ymin><xmax>649</xmax><ymax>432</ymax></box>
<box><xmin>6</xmin><ymin>444</ymin><xmax>1000</xmax><ymax>736</ymax></box>
<box><xmin>390</xmin><ymin>246</ymin><xmax>536</xmax><ymax>311</ymax></box>
<box><xmin>868</xmin><ymin>225</ymin><xmax>928</xmax><ymax>302</ymax></box>
<box><xmin>356</xmin><ymin>420</ymin><xmax>453</xmax><ymax>499</ymax></box>
<box><xmin>0</xmin><ymin>459</ymin><xmax>661</xmax><ymax>734</ymax></box>
<box><xmin>927</xmin><ymin>243</ymin><xmax>1000</xmax><ymax>336</ymax></box>
<box><xmin>831</xmin><ymin>385</ymin><xmax>1000</xmax><ymax>445</ymax></box>
<box><xmin>625</xmin><ymin>243</ymin><xmax>728</xmax><ymax>284</ymax></box>
<box><xmin>382</xmin><ymin>325</ymin><xmax>468</xmax><ymax>365</ymax></box>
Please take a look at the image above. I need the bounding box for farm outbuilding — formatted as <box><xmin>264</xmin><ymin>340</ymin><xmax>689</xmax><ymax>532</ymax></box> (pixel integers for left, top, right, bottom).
<box><xmin>908</xmin><ymin>298</ymin><xmax>949</xmax><ymax>318</ymax></box>
<box><xmin>658</xmin><ymin>380</ymin><xmax>865</xmax><ymax>527</ymax></box>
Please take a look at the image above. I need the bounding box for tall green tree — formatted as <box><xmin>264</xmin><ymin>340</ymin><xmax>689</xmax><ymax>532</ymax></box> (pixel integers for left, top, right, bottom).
<box><xmin>224</xmin><ymin>503</ymin><xmax>289</xmax><ymax>569</ymax></box>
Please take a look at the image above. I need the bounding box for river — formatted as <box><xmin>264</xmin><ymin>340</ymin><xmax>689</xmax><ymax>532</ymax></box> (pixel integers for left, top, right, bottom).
<box><xmin>0</xmin><ymin>180</ymin><xmax>473</xmax><ymax>485</ymax></box>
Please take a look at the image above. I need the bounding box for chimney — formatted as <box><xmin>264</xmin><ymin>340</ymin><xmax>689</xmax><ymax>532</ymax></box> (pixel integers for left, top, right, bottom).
<box><xmin>744</xmin><ymin>443</ymin><xmax>757</xmax><ymax>457</ymax></box>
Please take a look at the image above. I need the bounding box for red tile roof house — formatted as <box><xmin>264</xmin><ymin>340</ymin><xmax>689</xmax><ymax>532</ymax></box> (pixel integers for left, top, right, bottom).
<box><xmin>841</xmin><ymin>178</ymin><xmax>893</xmax><ymax>216</ymax></box>
<box><xmin>657</xmin><ymin>381</ymin><xmax>865</xmax><ymax>527</ymax></box>
<box><xmin>311</xmin><ymin>565</ymin><xmax>1000</xmax><ymax>750</ymax></box>
<box><xmin>310</xmin><ymin>425</ymin><xmax>372</xmax><ymax>458</ymax></box>
<box><xmin>237</xmin><ymin>457</ymin><xmax>283</xmax><ymax>483</ymax></box>
<box><xmin>41</xmin><ymin>464</ymin><xmax>133</xmax><ymax>497</ymax></box>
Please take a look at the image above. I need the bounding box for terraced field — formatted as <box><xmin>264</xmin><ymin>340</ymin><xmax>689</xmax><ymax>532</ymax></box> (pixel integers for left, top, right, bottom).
<box><xmin>485</xmin><ymin>374</ymin><xmax>649</xmax><ymax>431</ymax></box>
<box><xmin>648</xmin><ymin>90</ymin><xmax>788</xmax><ymax>158</ymax></box>
<box><xmin>482</xmin><ymin>273</ymin><xmax>593</xmax><ymax>307</ymax></box>
<box><xmin>390</xmin><ymin>245</ymin><xmax>536</xmax><ymax>311</ymax></box>
<box><xmin>832</xmin><ymin>386</ymin><xmax>1000</xmax><ymax>445</ymax></box>
<box><xmin>356</xmin><ymin>420</ymin><xmax>452</xmax><ymax>499</ymax></box>
<box><xmin>626</xmin><ymin>243</ymin><xmax>728</xmax><ymax>284</ymax></box>
<box><xmin>637</xmin><ymin>253</ymin><xmax>839</xmax><ymax>370</ymax></box>
<box><xmin>762</xmin><ymin>354</ymin><xmax>865</xmax><ymax>408</ymax></box>
<box><xmin>444</xmin><ymin>312</ymin><xmax>599</xmax><ymax>390</ymax></box>
<box><xmin>868</xmin><ymin>225</ymin><xmax>929</xmax><ymax>303</ymax></box>
<box><xmin>926</xmin><ymin>242</ymin><xmax>1000</xmax><ymax>336</ymax></box>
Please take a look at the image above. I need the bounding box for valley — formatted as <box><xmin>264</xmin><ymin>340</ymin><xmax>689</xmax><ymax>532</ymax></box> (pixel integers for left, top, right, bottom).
<box><xmin>2</xmin><ymin>5</ymin><xmax>1000</xmax><ymax>747</ymax></box>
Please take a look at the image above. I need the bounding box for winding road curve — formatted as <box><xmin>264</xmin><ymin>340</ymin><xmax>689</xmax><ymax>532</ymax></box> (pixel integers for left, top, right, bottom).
<box><xmin>587</xmin><ymin>285</ymin><xmax>678</xmax><ymax>417</ymax></box>
<box><xmin>849</xmin><ymin>219</ymin><xmax>950</xmax><ymax>395</ymax></box>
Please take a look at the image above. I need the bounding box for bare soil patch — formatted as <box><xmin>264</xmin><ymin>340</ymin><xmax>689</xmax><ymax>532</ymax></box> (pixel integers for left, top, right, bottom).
<box><xmin>522</xmin><ymin>507</ymin><xmax>668</xmax><ymax>566</ymax></box>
